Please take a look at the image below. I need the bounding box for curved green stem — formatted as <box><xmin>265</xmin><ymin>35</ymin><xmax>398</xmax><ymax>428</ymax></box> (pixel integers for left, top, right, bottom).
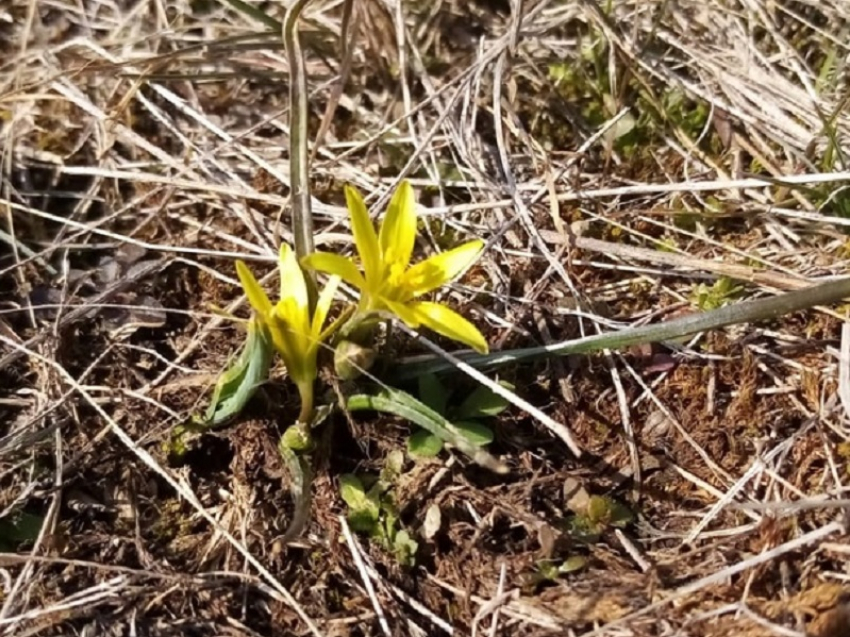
<box><xmin>276</xmin><ymin>434</ymin><xmax>313</xmax><ymax>546</ymax></box>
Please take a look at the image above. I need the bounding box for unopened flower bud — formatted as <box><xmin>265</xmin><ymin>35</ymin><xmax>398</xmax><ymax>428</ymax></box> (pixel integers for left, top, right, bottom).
<box><xmin>334</xmin><ymin>340</ymin><xmax>376</xmax><ymax>380</ymax></box>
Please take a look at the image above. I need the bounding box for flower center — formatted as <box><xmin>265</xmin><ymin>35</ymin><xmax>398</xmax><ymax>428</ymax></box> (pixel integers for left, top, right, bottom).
<box><xmin>379</xmin><ymin>263</ymin><xmax>413</xmax><ymax>302</ymax></box>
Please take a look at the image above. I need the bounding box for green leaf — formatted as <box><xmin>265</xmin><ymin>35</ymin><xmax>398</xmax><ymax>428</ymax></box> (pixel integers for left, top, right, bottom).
<box><xmin>565</xmin><ymin>514</ymin><xmax>603</xmax><ymax>544</ymax></box>
<box><xmin>454</xmin><ymin>381</ymin><xmax>514</xmax><ymax>419</ymax></box>
<box><xmin>169</xmin><ymin>319</ymin><xmax>273</xmax><ymax>460</ymax></box>
<box><xmin>392</xmin><ymin>529</ymin><xmax>418</xmax><ymax>567</ymax></box>
<box><xmin>0</xmin><ymin>511</ymin><xmax>43</xmax><ymax>550</ymax></box>
<box><xmin>201</xmin><ymin>318</ymin><xmax>273</xmax><ymax>427</ymax></box>
<box><xmin>558</xmin><ymin>555</ymin><xmax>588</xmax><ymax>574</ymax></box>
<box><xmin>535</xmin><ymin>560</ymin><xmax>560</xmax><ymax>581</ymax></box>
<box><xmin>608</xmin><ymin>499</ymin><xmax>635</xmax><ymax>528</ymax></box>
<box><xmin>417</xmin><ymin>373</ymin><xmax>449</xmax><ymax>415</ymax></box>
<box><xmin>452</xmin><ymin>420</ymin><xmax>494</xmax><ymax>447</ymax></box>
<box><xmin>281</xmin><ymin>424</ymin><xmax>314</xmax><ymax>452</ymax></box>
<box><xmin>347</xmin><ymin>388</ymin><xmax>507</xmax><ymax>473</ymax></box>
<box><xmin>407</xmin><ymin>430</ymin><xmax>443</xmax><ymax>458</ymax></box>
<box><xmin>586</xmin><ymin>495</ymin><xmax>633</xmax><ymax>528</ymax></box>
<box><xmin>382</xmin><ymin>449</ymin><xmax>405</xmax><ymax>480</ymax></box>
<box><xmin>339</xmin><ymin>474</ymin><xmax>380</xmax><ymax>533</ymax></box>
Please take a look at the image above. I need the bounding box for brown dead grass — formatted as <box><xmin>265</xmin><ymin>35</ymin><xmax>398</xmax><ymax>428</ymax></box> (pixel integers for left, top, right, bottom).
<box><xmin>2</xmin><ymin>0</ymin><xmax>850</xmax><ymax>635</ymax></box>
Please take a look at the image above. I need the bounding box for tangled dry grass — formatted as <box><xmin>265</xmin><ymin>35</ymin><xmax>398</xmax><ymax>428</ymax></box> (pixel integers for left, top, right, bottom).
<box><xmin>2</xmin><ymin>0</ymin><xmax>850</xmax><ymax>635</ymax></box>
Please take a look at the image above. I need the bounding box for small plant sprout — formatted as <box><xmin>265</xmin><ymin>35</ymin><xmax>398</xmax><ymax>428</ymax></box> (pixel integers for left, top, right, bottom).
<box><xmin>302</xmin><ymin>181</ymin><xmax>489</xmax><ymax>355</ymax></box>
<box><xmin>338</xmin><ymin>451</ymin><xmax>419</xmax><ymax>566</ymax></box>
<box><xmin>236</xmin><ymin>243</ymin><xmax>343</xmax><ymax>424</ymax></box>
<box><xmin>170</xmin><ymin>315</ymin><xmax>274</xmax><ymax>459</ymax></box>
<box><xmin>406</xmin><ymin>372</ymin><xmax>509</xmax><ymax>460</ymax></box>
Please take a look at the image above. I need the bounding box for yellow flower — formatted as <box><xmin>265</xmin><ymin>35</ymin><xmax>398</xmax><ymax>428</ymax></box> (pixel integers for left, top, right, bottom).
<box><xmin>236</xmin><ymin>244</ymin><xmax>340</xmax><ymax>419</ymax></box>
<box><xmin>302</xmin><ymin>181</ymin><xmax>488</xmax><ymax>354</ymax></box>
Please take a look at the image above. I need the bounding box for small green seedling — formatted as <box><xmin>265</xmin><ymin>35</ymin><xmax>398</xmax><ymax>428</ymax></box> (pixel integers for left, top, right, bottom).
<box><xmin>169</xmin><ymin>317</ymin><xmax>273</xmax><ymax>458</ymax></box>
<box><xmin>690</xmin><ymin>276</ymin><xmax>743</xmax><ymax>311</ymax></box>
<box><xmin>406</xmin><ymin>373</ymin><xmax>511</xmax><ymax>461</ymax></box>
<box><xmin>346</xmin><ymin>382</ymin><xmax>508</xmax><ymax>473</ymax></box>
<box><xmin>338</xmin><ymin>450</ymin><xmax>418</xmax><ymax>566</ymax></box>
<box><xmin>565</xmin><ymin>495</ymin><xmax>634</xmax><ymax>544</ymax></box>
<box><xmin>531</xmin><ymin>555</ymin><xmax>588</xmax><ymax>586</ymax></box>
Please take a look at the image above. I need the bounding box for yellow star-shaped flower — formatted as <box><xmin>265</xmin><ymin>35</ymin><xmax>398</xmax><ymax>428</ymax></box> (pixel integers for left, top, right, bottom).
<box><xmin>302</xmin><ymin>181</ymin><xmax>488</xmax><ymax>354</ymax></box>
<box><xmin>236</xmin><ymin>244</ymin><xmax>340</xmax><ymax>418</ymax></box>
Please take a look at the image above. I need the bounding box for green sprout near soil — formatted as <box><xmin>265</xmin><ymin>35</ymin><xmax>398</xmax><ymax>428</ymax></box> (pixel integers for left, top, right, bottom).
<box><xmin>690</xmin><ymin>276</ymin><xmax>743</xmax><ymax>311</ymax></box>
<box><xmin>405</xmin><ymin>372</ymin><xmax>511</xmax><ymax>460</ymax></box>
<box><xmin>338</xmin><ymin>451</ymin><xmax>418</xmax><ymax>567</ymax></box>
<box><xmin>565</xmin><ymin>495</ymin><xmax>634</xmax><ymax>545</ymax></box>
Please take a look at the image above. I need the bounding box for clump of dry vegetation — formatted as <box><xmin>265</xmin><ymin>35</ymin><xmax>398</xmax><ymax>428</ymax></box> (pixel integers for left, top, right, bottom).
<box><xmin>2</xmin><ymin>0</ymin><xmax>850</xmax><ymax>635</ymax></box>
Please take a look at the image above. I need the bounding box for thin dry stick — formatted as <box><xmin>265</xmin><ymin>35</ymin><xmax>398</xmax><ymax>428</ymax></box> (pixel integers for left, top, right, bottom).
<box><xmin>309</xmin><ymin>0</ymin><xmax>356</xmax><ymax>166</ymax></box>
<box><xmin>339</xmin><ymin>515</ymin><xmax>391</xmax><ymax>637</ymax></box>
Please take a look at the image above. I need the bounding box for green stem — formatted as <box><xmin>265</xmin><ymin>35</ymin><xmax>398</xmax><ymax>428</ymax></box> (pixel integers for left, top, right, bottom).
<box><xmin>296</xmin><ymin>380</ymin><xmax>314</xmax><ymax>426</ymax></box>
<box><xmin>276</xmin><ymin>435</ymin><xmax>312</xmax><ymax>544</ymax></box>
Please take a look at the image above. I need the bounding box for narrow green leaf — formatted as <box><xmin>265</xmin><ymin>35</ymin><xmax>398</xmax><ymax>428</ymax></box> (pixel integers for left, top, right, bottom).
<box><xmin>391</xmin><ymin>276</ymin><xmax>850</xmax><ymax>377</ymax></box>
<box><xmin>169</xmin><ymin>319</ymin><xmax>273</xmax><ymax>459</ymax></box>
<box><xmin>452</xmin><ymin>420</ymin><xmax>494</xmax><ymax>447</ymax></box>
<box><xmin>558</xmin><ymin>555</ymin><xmax>588</xmax><ymax>574</ymax></box>
<box><xmin>202</xmin><ymin>318</ymin><xmax>273</xmax><ymax>427</ymax></box>
<box><xmin>276</xmin><ymin>435</ymin><xmax>313</xmax><ymax>543</ymax></box>
<box><xmin>347</xmin><ymin>388</ymin><xmax>507</xmax><ymax>473</ymax></box>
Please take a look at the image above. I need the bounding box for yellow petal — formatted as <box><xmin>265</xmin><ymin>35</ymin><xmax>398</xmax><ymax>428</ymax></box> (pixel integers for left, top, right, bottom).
<box><xmin>401</xmin><ymin>239</ymin><xmax>484</xmax><ymax>297</ymax></box>
<box><xmin>271</xmin><ymin>304</ymin><xmax>311</xmax><ymax>382</ymax></box>
<box><xmin>408</xmin><ymin>301</ymin><xmax>489</xmax><ymax>354</ymax></box>
<box><xmin>236</xmin><ymin>260</ymin><xmax>273</xmax><ymax>317</ymax></box>
<box><xmin>312</xmin><ymin>275</ymin><xmax>341</xmax><ymax>338</ymax></box>
<box><xmin>302</xmin><ymin>252</ymin><xmax>365</xmax><ymax>289</ymax></box>
<box><xmin>344</xmin><ymin>184</ymin><xmax>382</xmax><ymax>284</ymax></box>
<box><xmin>384</xmin><ymin>298</ymin><xmax>423</xmax><ymax>328</ymax></box>
<box><xmin>278</xmin><ymin>244</ymin><xmax>308</xmax><ymax>315</ymax></box>
<box><xmin>378</xmin><ymin>180</ymin><xmax>416</xmax><ymax>270</ymax></box>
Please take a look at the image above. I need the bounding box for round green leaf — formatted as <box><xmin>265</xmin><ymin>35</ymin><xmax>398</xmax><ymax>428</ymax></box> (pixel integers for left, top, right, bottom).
<box><xmin>408</xmin><ymin>430</ymin><xmax>443</xmax><ymax>458</ymax></box>
<box><xmin>455</xmin><ymin>381</ymin><xmax>514</xmax><ymax>419</ymax></box>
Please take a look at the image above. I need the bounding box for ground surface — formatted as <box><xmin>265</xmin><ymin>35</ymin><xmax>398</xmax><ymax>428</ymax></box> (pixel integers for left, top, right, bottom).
<box><xmin>2</xmin><ymin>0</ymin><xmax>850</xmax><ymax>635</ymax></box>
